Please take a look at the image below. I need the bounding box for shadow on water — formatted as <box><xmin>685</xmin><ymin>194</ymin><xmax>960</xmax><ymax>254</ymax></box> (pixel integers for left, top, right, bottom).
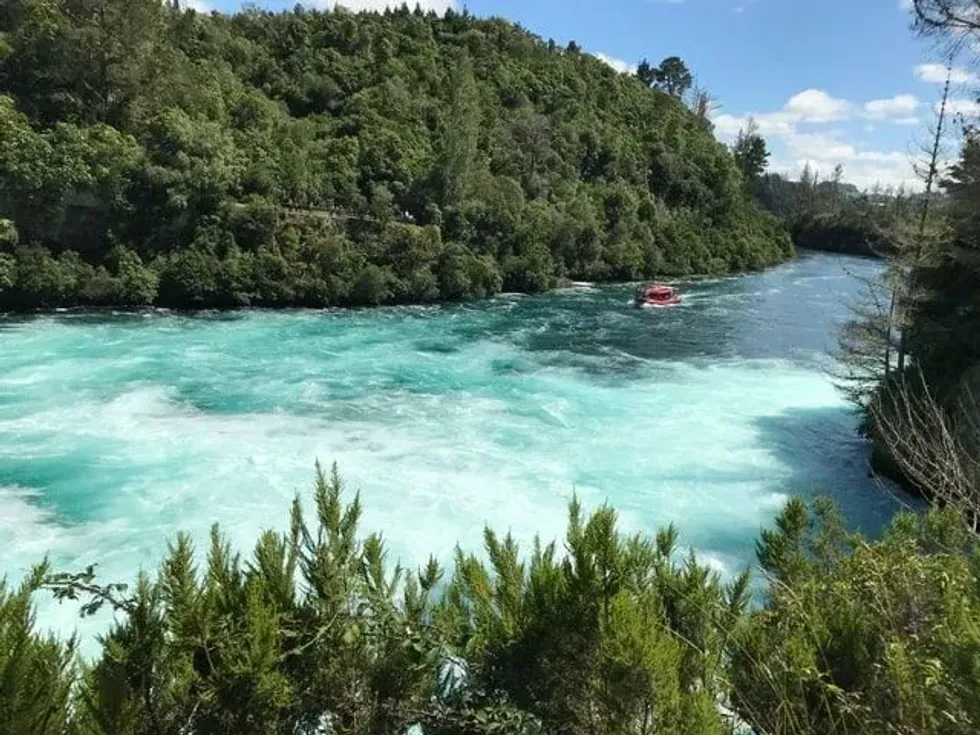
<box><xmin>679</xmin><ymin>404</ymin><xmax>920</xmax><ymax>578</ymax></box>
<box><xmin>753</xmin><ymin>404</ymin><xmax>922</xmax><ymax>540</ymax></box>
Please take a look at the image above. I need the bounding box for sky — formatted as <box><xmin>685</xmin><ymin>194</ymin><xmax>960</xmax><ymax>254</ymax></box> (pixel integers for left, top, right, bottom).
<box><xmin>196</xmin><ymin>0</ymin><xmax>980</xmax><ymax>190</ymax></box>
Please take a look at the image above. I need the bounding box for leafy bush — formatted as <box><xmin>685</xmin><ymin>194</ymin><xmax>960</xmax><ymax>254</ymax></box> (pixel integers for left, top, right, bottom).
<box><xmin>731</xmin><ymin>498</ymin><xmax>980</xmax><ymax>735</ymax></box>
<box><xmin>6</xmin><ymin>469</ymin><xmax>978</xmax><ymax>735</ymax></box>
<box><xmin>108</xmin><ymin>247</ymin><xmax>159</xmax><ymax>305</ymax></box>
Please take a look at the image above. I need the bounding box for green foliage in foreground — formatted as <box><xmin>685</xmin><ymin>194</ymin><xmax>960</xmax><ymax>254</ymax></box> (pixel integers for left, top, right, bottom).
<box><xmin>732</xmin><ymin>498</ymin><xmax>980</xmax><ymax>735</ymax></box>
<box><xmin>0</xmin><ymin>2</ymin><xmax>791</xmax><ymax>311</ymax></box>
<box><xmin>3</xmin><ymin>467</ymin><xmax>980</xmax><ymax>735</ymax></box>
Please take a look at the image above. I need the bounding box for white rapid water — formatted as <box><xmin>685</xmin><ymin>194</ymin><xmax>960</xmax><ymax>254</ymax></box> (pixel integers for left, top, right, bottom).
<box><xmin>0</xmin><ymin>252</ymin><xmax>907</xmax><ymax>644</ymax></box>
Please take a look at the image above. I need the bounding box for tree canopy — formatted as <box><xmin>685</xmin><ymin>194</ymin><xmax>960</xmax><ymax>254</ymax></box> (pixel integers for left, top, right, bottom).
<box><xmin>654</xmin><ymin>56</ymin><xmax>693</xmax><ymax>99</ymax></box>
<box><xmin>634</xmin><ymin>56</ymin><xmax>694</xmax><ymax>100</ymax></box>
<box><xmin>731</xmin><ymin>119</ymin><xmax>769</xmax><ymax>184</ymax></box>
<box><xmin>0</xmin><ymin>2</ymin><xmax>790</xmax><ymax>310</ymax></box>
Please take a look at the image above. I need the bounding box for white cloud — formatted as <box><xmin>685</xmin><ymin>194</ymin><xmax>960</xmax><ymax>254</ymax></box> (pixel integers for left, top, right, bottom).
<box><xmin>713</xmin><ymin>88</ymin><xmax>933</xmax><ymax>190</ymax></box>
<box><xmin>712</xmin><ymin>89</ymin><xmax>923</xmax><ymax>140</ymax></box>
<box><xmin>784</xmin><ymin>89</ymin><xmax>852</xmax><ymax>122</ymax></box>
<box><xmin>782</xmin><ymin>131</ymin><xmax>857</xmax><ymax>161</ymax></box>
<box><xmin>712</xmin><ymin>88</ymin><xmax>851</xmax><ymax>139</ymax></box>
<box><xmin>182</xmin><ymin>0</ymin><xmax>211</xmax><ymax>10</ymax></box>
<box><xmin>311</xmin><ymin>0</ymin><xmax>456</xmax><ymax>12</ymax></box>
<box><xmin>863</xmin><ymin>94</ymin><xmax>920</xmax><ymax>119</ymax></box>
<box><xmin>915</xmin><ymin>63</ymin><xmax>979</xmax><ymax>84</ymax></box>
<box><xmin>943</xmin><ymin>98</ymin><xmax>980</xmax><ymax>116</ymax></box>
<box><xmin>710</xmin><ymin>114</ymin><xmax>743</xmax><ymax>137</ymax></box>
<box><xmin>713</xmin><ymin>111</ymin><xmax>798</xmax><ymax>137</ymax></box>
<box><xmin>772</xmin><ymin>128</ymin><xmax>958</xmax><ymax>190</ymax></box>
<box><xmin>593</xmin><ymin>52</ymin><xmax>636</xmax><ymax>75</ymax></box>
<box><xmin>770</xmin><ymin>150</ymin><xmax>921</xmax><ymax>190</ymax></box>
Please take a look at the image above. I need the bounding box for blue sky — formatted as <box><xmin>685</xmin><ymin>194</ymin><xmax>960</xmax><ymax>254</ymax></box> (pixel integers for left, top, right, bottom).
<box><xmin>199</xmin><ymin>0</ymin><xmax>980</xmax><ymax>189</ymax></box>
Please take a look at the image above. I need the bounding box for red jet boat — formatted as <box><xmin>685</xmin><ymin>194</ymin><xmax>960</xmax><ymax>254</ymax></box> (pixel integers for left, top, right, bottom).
<box><xmin>634</xmin><ymin>284</ymin><xmax>681</xmax><ymax>308</ymax></box>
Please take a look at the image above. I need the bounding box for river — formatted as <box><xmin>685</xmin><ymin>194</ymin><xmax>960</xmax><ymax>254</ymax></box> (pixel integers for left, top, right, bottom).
<box><xmin>0</xmin><ymin>251</ymin><xmax>907</xmax><ymax>637</ymax></box>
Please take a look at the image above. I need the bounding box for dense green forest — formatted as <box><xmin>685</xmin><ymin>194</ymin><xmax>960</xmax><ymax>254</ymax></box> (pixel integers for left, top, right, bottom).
<box><xmin>0</xmin><ymin>1</ymin><xmax>790</xmax><ymax>311</ymax></box>
<box><xmin>752</xmin><ymin>170</ymin><xmax>916</xmax><ymax>257</ymax></box>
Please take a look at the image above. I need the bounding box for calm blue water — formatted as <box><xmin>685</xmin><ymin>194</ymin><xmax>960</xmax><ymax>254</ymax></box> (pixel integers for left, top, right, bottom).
<box><xmin>0</xmin><ymin>252</ymin><xmax>904</xmax><ymax>636</ymax></box>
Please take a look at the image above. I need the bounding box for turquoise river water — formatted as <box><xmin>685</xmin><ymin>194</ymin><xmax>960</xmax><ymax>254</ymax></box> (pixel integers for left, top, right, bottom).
<box><xmin>1</xmin><ymin>251</ymin><xmax>908</xmax><ymax>637</ymax></box>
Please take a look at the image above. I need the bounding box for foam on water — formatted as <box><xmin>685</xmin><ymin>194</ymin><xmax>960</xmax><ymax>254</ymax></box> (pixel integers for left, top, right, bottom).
<box><xmin>0</xmin><ymin>252</ymin><xmax>907</xmax><ymax>641</ymax></box>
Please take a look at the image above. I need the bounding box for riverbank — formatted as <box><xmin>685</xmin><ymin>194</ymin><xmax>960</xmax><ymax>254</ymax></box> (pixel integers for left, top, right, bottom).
<box><xmin>0</xmin><ymin>239</ymin><xmax>793</xmax><ymax>313</ymax></box>
<box><xmin>791</xmin><ymin>212</ymin><xmax>893</xmax><ymax>259</ymax></box>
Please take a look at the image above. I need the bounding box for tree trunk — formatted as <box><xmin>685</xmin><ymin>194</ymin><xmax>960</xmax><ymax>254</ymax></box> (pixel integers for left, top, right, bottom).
<box><xmin>897</xmin><ymin>62</ymin><xmax>951</xmax><ymax>374</ymax></box>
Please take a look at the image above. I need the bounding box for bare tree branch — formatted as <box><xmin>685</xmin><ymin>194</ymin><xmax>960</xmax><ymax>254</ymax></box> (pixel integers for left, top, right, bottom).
<box><xmin>913</xmin><ymin>0</ymin><xmax>980</xmax><ymax>34</ymax></box>
<box><xmin>870</xmin><ymin>371</ymin><xmax>980</xmax><ymax>532</ymax></box>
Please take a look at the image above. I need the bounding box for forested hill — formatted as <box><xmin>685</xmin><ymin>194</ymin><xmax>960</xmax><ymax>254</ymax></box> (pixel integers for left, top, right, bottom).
<box><xmin>0</xmin><ymin>2</ymin><xmax>791</xmax><ymax>310</ymax></box>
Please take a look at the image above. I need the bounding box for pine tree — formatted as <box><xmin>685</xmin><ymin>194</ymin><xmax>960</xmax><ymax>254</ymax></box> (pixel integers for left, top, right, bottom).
<box><xmin>836</xmin><ymin>61</ymin><xmax>953</xmax><ymax>407</ymax></box>
<box><xmin>731</xmin><ymin>118</ymin><xmax>769</xmax><ymax>183</ymax></box>
<box><xmin>654</xmin><ymin>56</ymin><xmax>693</xmax><ymax>98</ymax></box>
<box><xmin>893</xmin><ymin>59</ymin><xmax>955</xmax><ymax>373</ymax></box>
<box><xmin>635</xmin><ymin>58</ymin><xmax>657</xmax><ymax>87</ymax></box>
<box><xmin>0</xmin><ymin>566</ymin><xmax>76</xmax><ymax>735</ymax></box>
<box><xmin>441</xmin><ymin>54</ymin><xmax>481</xmax><ymax>208</ymax></box>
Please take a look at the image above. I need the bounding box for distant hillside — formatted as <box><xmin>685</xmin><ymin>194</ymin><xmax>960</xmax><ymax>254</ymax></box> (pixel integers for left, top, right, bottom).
<box><xmin>749</xmin><ymin>172</ymin><xmax>932</xmax><ymax>258</ymax></box>
<box><xmin>0</xmin><ymin>2</ymin><xmax>791</xmax><ymax>309</ymax></box>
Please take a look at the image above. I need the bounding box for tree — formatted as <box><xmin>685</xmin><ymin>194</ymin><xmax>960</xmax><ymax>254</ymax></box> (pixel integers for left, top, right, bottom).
<box><xmin>57</xmin><ymin>0</ymin><xmax>169</xmax><ymax>126</ymax></box>
<box><xmin>870</xmin><ymin>372</ymin><xmax>980</xmax><ymax>524</ymax></box>
<box><xmin>829</xmin><ymin>163</ymin><xmax>844</xmax><ymax>211</ymax></box>
<box><xmin>835</xmin><ymin>270</ymin><xmax>900</xmax><ymax>407</ymax></box>
<box><xmin>836</xmin><ymin>59</ymin><xmax>971</xmax><ymax>502</ymax></box>
<box><xmin>795</xmin><ymin>162</ymin><xmax>817</xmax><ymax>218</ymax></box>
<box><xmin>835</xmin><ymin>55</ymin><xmax>953</xmax><ymax>404</ymax></box>
<box><xmin>902</xmin><ymin>129</ymin><xmax>980</xmax><ymax>389</ymax></box>
<box><xmin>441</xmin><ymin>54</ymin><xmax>481</xmax><ymax>208</ymax></box>
<box><xmin>731</xmin><ymin>117</ymin><xmax>769</xmax><ymax>183</ymax></box>
<box><xmin>897</xmin><ymin>2</ymin><xmax>980</xmax><ymax>395</ymax></box>
<box><xmin>0</xmin><ymin>219</ymin><xmax>17</xmax><ymax>248</ymax></box>
<box><xmin>0</xmin><ymin>567</ymin><xmax>76</xmax><ymax>735</ymax></box>
<box><xmin>635</xmin><ymin>58</ymin><xmax>657</xmax><ymax>87</ymax></box>
<box><xmin>689</xmin><ymin>84</ymin><xmax>716</xmax><ymax>130</ymax></box>
<box><xmin>911</xmin><ymin>0</ymin><xmax>980</xmax><ymax>40</ymax></box>
<box><xmin>654</xmin><ymin>56</ymin><xmax>693</xmax><ymax>98</ymax></box>
<box><xmin>732</xmin><ymin>498</ymin><xmax>980</xmax><ymax>735</ymax></box>
<box><xmin>891</xmin><ymin>59</ymin><xmax>955</xmax><ymax>374</ymax></box>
